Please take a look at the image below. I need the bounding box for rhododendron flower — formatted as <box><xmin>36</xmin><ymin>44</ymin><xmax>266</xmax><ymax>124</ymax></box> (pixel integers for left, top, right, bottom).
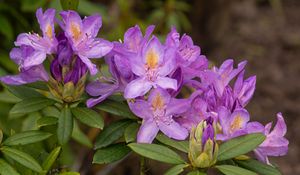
<box><xmin>14</xmin><ymin>8</ymin><xmax>57</xmax><ymax>69</ymax></box>
<box><xmin>202</xmin><ymin>59</ymin><xmax>247</xmax><ymax>97</ymax></box>
<box><xmin>124</xmin><ymin>36</ymin><xmax>177</xmax><ymax>99</ymax></box>
<box><xmin>217</xmin><ymin>107</ymin><xmax>251</xmax><ymax>141</ymax></box>
<box><xmin>166</xmin><ymin>27</ymin><xmax>208</xmax><ymax>80</ymax></box>
<box><xmin>59</xmin><ymin>10</ymin><xmax>113</xmax><ymax>75</ymax></box>
<box><xmin>128</xmin><ymin>88</ymin><xmax>189</xmax><ymax>143</ymax></box>
<box><xmin>0</xmin><ymin>46</ymin><xmax>49</xmax><ymax>85</ymax></box>
<box><xmin>247</xmin><ymin>113</ymin><xmax>289</xmax><ymax>164</ymax></box>
<box><xmin>233</xmin><ymin>70</ymin><xmax>256</xmax><ymax>107</ymax></box>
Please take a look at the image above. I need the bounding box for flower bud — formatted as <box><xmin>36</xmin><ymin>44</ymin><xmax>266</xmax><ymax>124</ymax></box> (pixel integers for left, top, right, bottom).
<box><xmin>188</xmin><ymin>117</ymin><xmax>218</xmax><ymax>168</ymax></box>
<box><xmin>48</xmin><ymin>33</ymin><xmax>88</xmax><ymax>103</ymax></box>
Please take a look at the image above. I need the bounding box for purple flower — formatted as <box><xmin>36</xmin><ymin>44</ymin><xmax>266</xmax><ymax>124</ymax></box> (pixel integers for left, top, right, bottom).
<box><xmin>201</xmin><ymin>59</ymin><xmax>247</xmax><ymax>97</ymax></box>
<box><xmin>233</xmin><ymin>70</ymin><xmax>256</xmax><ymax>107</ymax></box>
<box><xmin>128</xmin><ymin>88</ymin><xmax>189</xmax><ymax>143</ymax></box>
<box><xmin>166</xmin><ymin>27</ymin><xmax>208</xmax><ymax>80</ymax></box>
<box><xmin>217</xmin><ymin>106</ymin><xmax>251</xmax><ymax>141</ymax></box>
<box><xmin>0</xmin><ymin>46</ymin><xmax>49</xmax><ymax>85</ymax></box>
<box><xmin>86</xmin><ymin>57</ymin><xmax>124</xmax><ymax>107</ymax></box>
<box><xmin>50</xmin><ymin>33</ymin><xmax>87</xmax><ymax>85</ymax></box>
<box><xmin>176</xmin><ymin>91</ymin><xmax>212</xmax><ymax>130</ymax></box>
<box><xmin>124</xmin><ymin>36</ymin><xmax>178</xmax><ymax>99</ymax></box>
<box><xmin>14</xmin><ymin>8</ymin><xmax>57</xmax><ymax>69</ymax></box>
<box><xmin>59</xmin><ymin>10</ymin><xmax>113</xmax><ymax>75</ymax></box>
<box><xmin>247</xmin><ymin>113</ymin><xmax>289</xmax><ymax>164</ymax></box>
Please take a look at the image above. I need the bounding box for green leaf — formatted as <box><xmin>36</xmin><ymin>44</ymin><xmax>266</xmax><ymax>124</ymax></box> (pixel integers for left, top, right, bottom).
<box><xmin>0</xmin><ymin>15</ymin><xmax>13</xmax><ymax>41</ymax></box>
<box><xmin>71</xmin><ymin>121</ymin><xmax>93</xmax><ymax>148</ymax></box>
<box><xmin>217</xmin><ymin>133</ymin><xmax>266</xmax><ymax>161</ymax></box>
<box><xmin>3</xmin><ymin>130</ymin><xmax>52</xmax><ymax>146</ymax></box>
<box><xmin>93</xmin><ymin>143</ymin><xmax>131</xmax><ymax>164</ymax></box>
<box><xmin>95</xmin><ymin>100</ymin><xmax>136</xmax><ymax>119</ymax></box>
<box><xmin>37</xmin><ymin>116</ymin><xmax>58</xmax><ymax>127</ymax></box>
<box><xmin>59</xmin><ymin>172</ymin><xmax>80</xmax><ymax>175</ymax></box>
<box><xmin>156</xmin><ymin>133</ymin><xmax>189</xmax><ymax>153</ymax></box>
<box><xmin>0</xmin><ymin>90</ymin><xmax>20</xmax><ymax>103</ymax></box>
<box><xmin>1</xmin><ymin>147</ymin><xmax>43</xmax><ymax>173</ymax></box>
<box><xmin>164</xmin><ymin>164</ymin><xmax>188</xmax><ymax>175</ymax></box>
<box><xmin>60</xmin><ymin>0</ymin><xmax>79</xmax><ymax>10</ymax></box>
<box><xmin>6</xmin><ymin>85</ymin><xmax>43</xmax><ymax>99</ymax></box>
<box><xmin>216</xmin><ymin>165</ymin><xmax>257</xmax><ymax>175</ymax></box>
<box><xmin>57</xmin><ymin>107</ymin><xmax>73</xmax><ymax>145</ymax></box>
<box><xmin>235</xmin><ymin>159</ymin><xmax>281</xmax><ymax>175</ymax></box>
<box><xmin>0</xmin><ymin>158</ymin><xmax>20</xmax><ymax>175</ymax></box>
<box><xmin>124</xmin><ymin>123</ymin><xmax>139</xmax><ymax>143</ymax></box>
<box><xmin>71</xmin><ymin>107</ymin><xmax>104</xmax><ymax>129</ymax></box>
<box><xmin>42</xmin><ymin>146</ymin><xmax>62</xmax><ymax>172</ymax></box>
<box><xmin>94</xmin><ymin>119</ymin><xmax>132</xmax><ymax>149</ymax></box>
<box><xmin>10</xmin><ymin>97</ymin><xmax>56</xmax><ymax>115</ymax></box>
<box><xmin>128</xmin><ymin>143</ymin><xmax>185</xmax><ymax>164</ymax></box>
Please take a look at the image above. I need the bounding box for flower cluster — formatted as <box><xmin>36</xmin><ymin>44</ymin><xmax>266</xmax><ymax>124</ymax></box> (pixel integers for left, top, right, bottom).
<box><xmin>0</xmin><ymin>8</ymin><xmax>288</xmax><ymax>166</ymax></box>
<box><xmin>0</xmin><ymin>8</ymin><xmax>113</xmax><ymax>102</ymax></box>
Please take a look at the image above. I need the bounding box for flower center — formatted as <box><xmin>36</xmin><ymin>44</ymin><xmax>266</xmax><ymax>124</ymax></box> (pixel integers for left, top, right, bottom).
<box><xmin>46</xmin><ymin>24</ymin><xmax>53</xmax><ymax>39</ymax></box>
<box><xmin>230</xmin><ymin>115</ymin><xmax>243</xmax><ymax>133</ymax></box>
<box><xmin>71</xmin><ymin>23</ymin><xmax>81</xmax><ymax>40</ymax></box>
<box><xmin>146</xmin><ymin>49</ymin><xmax>158</xmax><ymax>69</ymax></box>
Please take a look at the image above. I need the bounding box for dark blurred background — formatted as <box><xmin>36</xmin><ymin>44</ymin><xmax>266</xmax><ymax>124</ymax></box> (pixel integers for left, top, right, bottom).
<box><xmin>0</xmin><ymin>0</ymin><xmax>299</xmax><ymax>174</ymax></box>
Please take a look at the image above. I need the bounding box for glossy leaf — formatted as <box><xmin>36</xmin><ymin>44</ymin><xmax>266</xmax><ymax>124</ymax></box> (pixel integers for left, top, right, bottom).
<box><xmin>3</xmin><ymin>130</ymin><xmax>52</xmax><ymax>146</ymax></box>
<box><xmin>6</xmin><ymin>85</ymin><xmax>43</xmax><ymax>99</ymax></box>
<box><xmin>93</xmin><ymin>143</ymin><xmax>131</xmax><ymax>164</ymax></box>
<box><xmin>124</xmin><ymin>123</ymin><xmax>139</xmax><ymax>143</ymax></box>
<box><xmin>128</xmin><ymin>143</ymin><xmax>185</xmax><ymax>164</ymax></box>
<box><xmin>72</xmin><ymin>121</ymin><xmax>93</xmax><ymax>148</ymax></box>
<box><xmin>218</xmin><ymin>133</ymin><xmax>265</xmax><ymax>161</ymax></box>
<box><xmin>156</xmin><ymin>133</ymin><xmax>189</xmax><ymax>153</ymax></box>
<box><xmin>1</xmin><ymin>147</ymin><xmax>43</xmax><ymax>173</ymax></box>
<box><xmin>95</xmin><ymin>100</ymin><xmax>136</xmax><ymax>119</ymax></box>
<box><xmin>57</xmin><ymin>107</ymin><xmax>73</xmax><ymax>145</ymax></box>
<box><xmin>235</xmin><ymin>159</ymin><xmax>282</xmax><ymax>175</ymax></box>
<box><xmin>72</xmin><ymin>107</ymin><xmax>104</xmax><ymax>129</ymax></box>
<box><xmin>216</xmin><ymin>165</ymin><xmax>257</xmax><ymax>175</ymax></box>
<box><xmin>37</xmin><ymin>116</ymin><xmax>58</xmax><ymax>127</ymax></box>
<box><xmin>10</xmin><ymin>97</ymin><xmax>56</xmax><ymax>115</ymax></box>
<box><xmin>42</xmin><ymin>146</ymin><xmax>62</xmax><ymax>172</ymax></box>
<box><xmin>0</xmin><ymin>158</ymin><xmax>20</xmax><ymax>175</ymax></box>
<box><xmin>95</xmin><ymin>119</ymin><xmax>132</xmax><ymax>149</ymax></box>
<box><xmin>164</xmin><ymin>164</ymin><xmax>188</xmax><ymax>175</ymax></box>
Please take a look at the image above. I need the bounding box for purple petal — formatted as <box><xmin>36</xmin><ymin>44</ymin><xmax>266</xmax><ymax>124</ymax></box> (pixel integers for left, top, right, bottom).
<box><xmin>0</xmin><ymin>65</ymin><xmax>48</xmax><ymax>85</ymax></box>
<box><xmin>137</xmin><ymin>119</ymin><xmax>159</xmax><ymax>143</ymax></box>
<box><xmin>166</xmin><ymin>98</ymin><xmax>190</xmax><ymax>116</ymax></box>
<box><xmin>86</xmin><ymin>81</ymin><xmax>117</xmax><ymax>96</ymax></box>
<box><xmin>156</xmin><ymin>77</ymin><xmax>177</xmax><ymax>90</ymax></box>
<box><xmin>128</xmin><ymin>99</ymin><xmax>152</xmax><ymax>119</ymax></box>
<box><xmin>229</xmin><ymin>109</ymin><xmax>250</xmax><ymax>132</ymax></box>
<box><xmin>269</xmin><ymin>113</ymin><xmax>287</xmax><ymax>137</ymax></box>
<box><xmin>82</xmin><ymin>14</ymin><xmax>102</xmax><ymax>38</ymax></box>
<box><xmin>158</xmin><ymin>120</ymin><xmax>188</xmax><ymax>140</ymax></box>
<box><xmin>78</xmin><ymin>55</ymin><xmax>98</xmax><ymax>75</ymax></box>
<box><xmin>158</xmin><ymin>47</ymin><xmax>176</xmax><ymax>76</ymax></box>
<box><xmin>86</xmin><ymin>92</ymin><xmax>112</xmax><ymax>108</ymax></box>
<box><xmin>142</xmin><ymin>36</ymin><xmax>164</xmax><ymax>66</ymax></box>
<box><xmin>124</xmin><ymin>78</ymin><xmax>152</xmax><ymax>99</ymax></box>
<box><xmin>82</xmin><ymin>38</ymin><xmax>113</xmax><ymax>58</ymax></box>
<box><xmin>246</xmin><ymin>121</ymin><xmax>265</xmax><ymax>134</ymax></box>
<box><xmin>36</xmin><ymin>8</ymin><xmax>56</xmax><ymax>40</ymax></box>
<box><xmin>148</xmin><ymin>87</ymin><xmax>171</xmax><ymax>106</ymax></box>
<box><xmin>165</xmin><ymin>27</ymin><xmax>180</xmax><ymax>47</ymax></box>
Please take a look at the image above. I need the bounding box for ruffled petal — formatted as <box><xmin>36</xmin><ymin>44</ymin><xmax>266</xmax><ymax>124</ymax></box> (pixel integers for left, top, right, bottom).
<box><xmin>82</xmin><ymin>14</ymin><xmax>102</xmax><ymax>38</ymax></box>
<box><xmin>128</xmin><ymin>99</ymin><xmax>152</xmax><ymax>119</ymax></box>
<box><xmin>158</xmin><ymin>120</ymin><xmax>188</xmax><ymax>140</ymax></box>
<box><xmin>156</xmin><ymin>77</ymin><xmax>177</xmax><ymax>90</ymax></box>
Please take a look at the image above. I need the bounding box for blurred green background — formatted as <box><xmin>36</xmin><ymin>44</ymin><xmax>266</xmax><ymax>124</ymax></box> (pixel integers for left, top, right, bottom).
<box><xmin>0</xmin><ymin>0</ymin><xmax>299</xmax><ymax>174</ymax></box>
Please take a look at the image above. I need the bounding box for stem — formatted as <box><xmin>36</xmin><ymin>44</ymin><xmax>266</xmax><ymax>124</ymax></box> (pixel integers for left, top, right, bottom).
<box><xmin>140</xmin><ymin>156</ymin><xmax>145</xmax><ymax>175</ymax></box>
